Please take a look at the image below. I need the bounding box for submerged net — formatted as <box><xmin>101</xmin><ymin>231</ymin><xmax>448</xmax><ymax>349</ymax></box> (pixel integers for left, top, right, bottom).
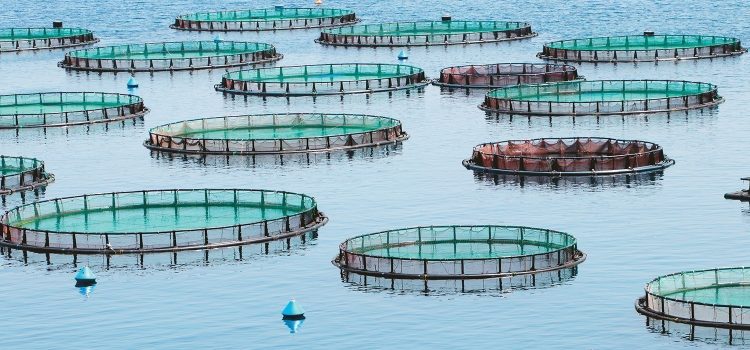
<box><xmin>217</xmin><ymin>63</ymin><xmax>428</xmax><ymax>96</ymax></box>
<box><xmin>639</xmin><ymin>267</ymin><xmax>750</xmax><ymax>329</ymax></box>
<box><xmin>172</xmin><ymin>7</ymin><xmax>357</xmax><ymax>31</ymax></box>
<box><xmin>335</xmin><ymin>225</ymin><xmax>584</xmax><ymax>279</ymax></box>
<box><xmin>0</xmin><ymin>92</ymin><xmax>147</xmax><ymax>129</ymax></box>
<box><xmin>0</xmin><ymin>189</ymin><xmax>326</xmax><ymax>254</ymax></box>
<box><xmin>466</xmin><ymin>137</ymin><xmax>673</xmax><ymax>176</ymax></box>
<box><xmin>0</xmin><ymin>156</ymin><xmax>53</xmax><ymax>194</ymax></box>
<box><xmin>317</xmin><ymin>20</ymin><xmax>534</xmax><ymax>46</ymax></box>
<box><xmin>61</xmin><ymin>41</ymin><xmax>280</xmax><ymax>72</ymax></box>
<box><xmin>146</xmin><ymin>113</ymin><xmax>407</xmax><ymax>154</ymax></box>
<box><xmin>481</xmin><ymin>80</ymin><xmax>721</xmax><ymax>115</ymax></box>
<box><xmin>0</xmin><ymin>27</ymin><xmax>97</xmax><ymax>52</ymax></box>
<box><xmin>539</xmin><ymin>34</ymin><xmax>745</xmax><ymax>62</ymax></box>
<box><xmin>436</xmin><ymin>63</ymin><xmax>579</xmax><ymax>88</ymax></box>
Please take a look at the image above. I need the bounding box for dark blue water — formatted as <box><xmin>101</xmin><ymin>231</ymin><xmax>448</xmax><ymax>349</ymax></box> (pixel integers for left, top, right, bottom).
<box><xmin>1</xmin><ymin>0</ymin><xmax>749</xmax><ymax>348</ymax></box>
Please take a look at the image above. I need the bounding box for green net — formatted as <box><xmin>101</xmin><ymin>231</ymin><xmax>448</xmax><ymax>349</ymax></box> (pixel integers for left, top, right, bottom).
<box><xmin>66</xmin><ymin>41</ymin><xmax>275</xmax><ymax>60</ymax></box>
<box><xmin>0</xmin><ymin>27</ymin><xmax>92</xmax><ymax>40</ymax></box>
<box><xmin>0</xmin><ymin>156</ymin><xmax>42</xmax><ymax>176</ymax></box>
<box><xmin>179</xmin><ymin>7</ymin><xmax>353</xmax><ymax>21</ymax></box>
<box><xmin>547</xmin><ymin>35</ymin><xmax>740</xmax><ymax>51</ymax></box>
<box><xmin>225</xmin><ymin>63</ymin><xmax>423</xmax><ymax>83</ymax></box>
<box><xmin>488</xmin><ymin>80</ymin><xmax>714</xmax><ymax>102</ymax></box>
<box><xmin>0</xmin><ymin>92</ymin><xmax>141</xmax><ymax>116</ymax></box>
<box><xmin>323</xmin><ymin>20</ymin><xmax>526</xmax><ymax>36</ymax></box>
<box><xmin>648</xmin><ymin>268</ymin><xmax>750</xmax><ymax>306</ymax></box>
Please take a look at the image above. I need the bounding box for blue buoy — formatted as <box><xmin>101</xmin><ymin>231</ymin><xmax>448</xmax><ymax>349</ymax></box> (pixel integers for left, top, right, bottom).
<box><xmin>283</xmin><ymin>319</ymin><xmax>304</xmax><ymax>333</ymax></box>
<box><xmin>281</xmin><ymin>299</ymin><xmax>305</xmax><ymax>320</ymax></box>
<box><xmin>126</xmin><ymin>77</ymin><xmax>139</xmax><ymax>88</ymax></box>
<box><xmin>397</xmin><ymin>50</ymin><xmax>408</xmax><ymax>60</ymax></box>
<box><xmin>213</xmin><ymin>35</ymin><xmax>222</xmax><ymax>44</ymax></box>
<box><xmin>74</xmin><ymin>266</ymin><xmax>96</xmax><ymax>287</ymax></box>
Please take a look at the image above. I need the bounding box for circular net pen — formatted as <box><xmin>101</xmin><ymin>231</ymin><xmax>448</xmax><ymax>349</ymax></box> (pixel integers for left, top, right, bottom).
<box><xmin>434</xmin><ymin>63</ymin><xmax>580</xmax><ymax>89</ymax></box>
<box><xmin>216</xmin><ymin>63</ymin><xmax>429</xmax><ymax>97</ymax></box>
<box><xmin>480</xmin><ymin>80</ymin><xmax>722</xmax><ymax>116</ymax></box>
<box><xmin>0</xmin><ymin>189</ymin><xmax>327</xmax><ymax>255</ymax></box>
<box><xmin>539</xmin><ymin>34</ymin><xmax>746</xmax><ymax>63</ymax></box>
<box><xmin>171</xmin><ymin>7</ymin><xmax>358</xmax><ymax>31</ymax></box>
<box><xmin>333</xmin><ymin>225</ymin><xmax>585</xmax><ymax>280</ymax></box>
<box><xmin>0</xmin><ymin>156</ymin><xmax>54</xmax><ymax>195</ymax></box>
<box><xmin>144</xmin><ymin>113</ymin><xmax>408</xmax><ymax>155</ymax></box>
<box><xmin>636</xmin><ymin>267</ymin><xmax>750</xmax><ymax>333</ymax></box>
<box><xmin>0</xmin><ymin>27</ymin><xmax>98</xmax><ymax>52</ymax></box>
<box><xmin>59</xmin><ymin>41</ymin><xmax>281</xmax><ymax>72</ymax></box>
<box><xmin>0</xmin><ymin>92</ymin><xmax>148</xmax><ymax>129</ymax></box>
<box><xmin>464</xmin><ymin>137</ymin><xmax>674</xmax><ymax>177</ymax></box>
<box><xmin>316</xmin><ymin>20</ymin><xmax>534</xmax><ymax>47</ymax></box>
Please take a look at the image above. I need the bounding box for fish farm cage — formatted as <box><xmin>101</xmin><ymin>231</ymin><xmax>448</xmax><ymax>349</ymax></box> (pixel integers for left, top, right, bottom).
<box><xmin>463</xmin><ymin>137</ymin><xmax>674</xmax><ymax>177</ymax></box>
<box><xmin>316</xmin><ymin>20</ymin><xmax>535</xmax><ymax>47</ymax></box>
<box><xmin>538</xmin><ymin>34</ymin><xmax>746</xmax><ymax>63</ymax></box>
<box><xmin>333</xmin><ymin>225</ymin><xmax>585</xmax><ymax>280</ymax></box>
<box><xmin>636</xmin><ymin>267</ymin><xmax>750</xmax><ymax>336</ymax></box>
<box><xmin>0</xmin><ymin>27</ymin><xmax>98</xmax><ymax>52</ymax></box>
<box><xmin>171</xmin><ymin>7</ymin><xmax>358</xmax><ymax>31</ymax></box>
<box><xmin>0</xmin><ymin>189</ymin><xmax>327</xmax><ymax>256</ymax></box>
<box><xmin>144</xmin><ymin>113</ymin><xmax>408</xmax><ymax>155</ymax></box>
<box><xmin>0</xmin><ymin>156</ymin><xmax>54</xmax><ymax>195</ymax></box>
<box><xmin>59</xmin><ymin>41</ymin><xmax>281</xmax><ymax>72</ymax></box>
<box><xmin>434</xmin><ymin>63</ymin><xmax>580</xmax><ymax>89</ymax></box>
<box><xmin>479</xmin><ymin>80</ymin><xmax>722</xmax><ymax>116</ymax></box>
<box><xmin>0</xmin><ymin>92</ymin><xmax>148</xmax><ymax>129</ymax></box>
<box><xmin>216</xmin><ymin>63</ymin><xmax>429</xmax><ymax>97</ymax></box>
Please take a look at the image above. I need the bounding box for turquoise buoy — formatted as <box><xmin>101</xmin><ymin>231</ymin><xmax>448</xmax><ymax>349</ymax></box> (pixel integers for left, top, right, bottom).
<box><xmin>281</xmin><ymin>299</ymin><xmax>305</xmax><ymax>320</ymax></box>
<box><xmin>397</xmin><ymin>50</ymin><xmax>408</xmax><ymax>60</ymax></box>
<box><xmin>213</xmin><ymin>35</ymin><xmax>222</xmax><ymax>44</ymax></box>
<box><xmin>126</xmin><ymin>77</ymin><xmax>139</xmax><ymax>88</ymax></box>
<box><xmin>74</xmin><ymin>266</ymin><xmax>96</xmax><ymax>287</ymax></box>
<box><xmin>283</xmin><ymin>319</ymin><xmax>304</xmax><ymax>333</ymax></box>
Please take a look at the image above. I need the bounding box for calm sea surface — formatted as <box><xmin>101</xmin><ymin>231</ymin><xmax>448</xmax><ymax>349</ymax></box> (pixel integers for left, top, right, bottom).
<box><xmin>1</xmin><ymin>0</ymin><xmax>749</xmax><ymax>348</ymax></box>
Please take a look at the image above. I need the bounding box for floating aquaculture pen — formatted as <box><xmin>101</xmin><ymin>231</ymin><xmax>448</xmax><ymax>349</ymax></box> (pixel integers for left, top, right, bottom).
<box><xmin>724</xmin><ymin>178</ymin><xmax>750</xmax><ymax>201</ymax></box>
<box><xmin>463</xmin><ymin>137</ymin><xmax>674</xmax><ymax>177</ymax></box>
<box><xmin>0</xmin><ymin>189</ymin><xmax>327</xmax><ymax>256</ymax></box>
<box><xmin>145</xmin><ymin>113</ymin><xmax>408</xmax><ymax>155</ymax></box>
<box><xmin>316</xmin><ymin>20</ymin><xmax>535</xmax><ymax>46</ymax></box>
<box><xmin>0</xmin><ymin>92</ymin><xmax>148</xmax><ymax>129</ymax></box>
<box><xmin>0</xmin><ymin>27</ymin><xmax>98</xmax><ymax>52</ymax></box>
<box><xmin>434</xmin><ymin>63</ymin><xmax>580</xmax><ymax>89</ymax></box>
<box><xmin>0</xmin><ymin>156</ymin><xmax>54</xmax><ymax>195</ymax></box>
<box><xmin>333</xmin><ymin>225</ymin><xmax>585</xmax><ymax>282</ymax></box>
<box><xmin>480</xmin><ymin>80</ymin><xmax>722</xmax><ymax>116</ymax></box>
<box><xmin>636</xmin><ymin>267</ymin><xmax>750</xmax><ymax>338</ymax></box>
<box><xmin>216</xmin><ymin>63</ymin><xmax>429</xmax><ymax>97</ymax></box>
<box><xmin>171</xmin><ymin>7</ymin><xmax>358</xmax><ymax>31</ymax></box>
<box><xmin>59</xmin><ymin>41</ymin><xmax>281</xmax><ymax>72</ymax></box>
<box><xmin>538</xmin><ymin>34</ymin><xmax>745</xmax><ymax>62</ymax></box>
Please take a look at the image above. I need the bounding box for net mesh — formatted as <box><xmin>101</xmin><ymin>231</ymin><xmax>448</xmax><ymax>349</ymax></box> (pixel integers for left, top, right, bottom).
<box><xmin>437</xmin><ymin>63</ymin><xmax>579</xmax><ymax>88</ymax></box>
<box><xmin>318</xmin><ymin>20</ymin><xmax>533</xmax><ymax>46</ymax></box>
<box><xmin>0</xmin><ymin>189</ymin><xmax>324</xmax><ymax>253</ymax></box>
<box><xmin>172</xmin><ymin>7</ymin><xmax>357</xmax><ymax>31</ymax></box>
<box><xmin>540</xmin><ymin>35</ymin><xmax>745</xmax><ymax>62</ymax></box>
<box><xmin>0</xmin><ymin>27</ymin><xmax>97</xmax><ymax>52</ymax></box>
<box><xmin>337</xmin><ymin>225</ymin><xmax>583</xmax><ymax>278</ymax></box>
<box><xmin>61</xmin><ymin>41</ymin><xmax>279</xmax><ymax>72</ymax></box>
<box><xmin>0</xmin><ymin>156</ymin><xmax>52</xmax><ymax>194</ymax></box>
<box><xmin>643</xmin><ymin>268</ymin><xmax>750</xmax><ymax>327</ymax></box>
<box><xmin>482</xmin><ymin>80</ymin><xmax>720</xmax><ymax>115</ymax></box>
<box><xmin>467</xmin><ymin>137</ymin><xmax>670</xmax><ymax>175</ymax></box>
<box><xmin>147</xmin><ymin>113</ymin><xmax>406</xmax><ymax>154</ymax></box>
<box><xmin>0</xmin><ymin>92</ymin><xmax>146</xmax><ymax>129</ymax></box>
<box><xmin>219</xmin><ymin>63</ymin><xmax>428</xmax><ymax>96</ymax></box>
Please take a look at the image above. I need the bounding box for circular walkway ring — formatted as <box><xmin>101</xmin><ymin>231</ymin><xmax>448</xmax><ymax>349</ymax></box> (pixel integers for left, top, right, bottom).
<box><xmin>171</xmin><ymin>7</ymin><xmax>358</xmax><ymax>32</ymax></box>
<box><xmin>433</xmin><ymin>63</ymin><xmax>580</xmax><ymax>89</ymax></box>
<box><xmin>0</xmin><ymin>27</ymin><xmax>98</xmax><ymax>53</ymax></box>
<box><xmin>0</xmin><ymin>156</ymin><xmax>54</xmax><ymax>195</ymax></box>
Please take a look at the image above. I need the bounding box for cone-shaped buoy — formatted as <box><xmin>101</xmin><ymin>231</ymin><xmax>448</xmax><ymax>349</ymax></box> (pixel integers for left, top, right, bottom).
<box><xmin>213</xmin><ymin>35</ymin><xmax>222</xmax><ymax>44</ymax></box>
<box><xmin>314</xmin><ymin>0</ymin><xmax>323</xmax><ymax>5</ymax></box>
<box><xmin>283</xmin><ymin>318</ymin><xmax>304</xmax><ymax>333</ymax></box>
<box><xmin>282</xmin><ymin>299</ymin><xmax>305</xmax><ymax>320</ymax></box>
<box><xmin>126</xmin><ymin>77</ymin><xmax>139</xmax><ymax>88</ymax></box>
<box><xmin>74</xmin><ymin>266</ymin><xmax>96</xmax><ymax>287</ymax></box>
<box><xmin>397</xmin><ymin>50</ymin><xmax>408</xmax><ymax>60</ymax></box>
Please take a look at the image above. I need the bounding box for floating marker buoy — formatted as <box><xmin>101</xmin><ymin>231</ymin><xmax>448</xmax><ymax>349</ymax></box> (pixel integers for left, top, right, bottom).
<box><xmin>126</xmin><ymin>77</ymin><xmax>139</xmax><ymax>88</ymax></box>
<box><xmin>441</xmin><ymin>14</ymin><xmax>452</xmax><ymax>22</ymax></box>
<box><xmin>283</xmin><ymin>319</ymin><xmax>305</xmax><ymax>333</ymax></box>
<box><xmin>213</xmin><ymin>35</ymin><xmax>222</xmax><ymax>44</ymax></box>
<box><xmin>74</xmin><ymin>266</ymin><xmax>96</xmax><ymax>287</ymax></box>
<box><xmin>52</xmin><ymin>21</ymin><xmax>63</xmax><ymax>28</ymax></box>
<box><xmin>397</xmin><ymin>50</ymin><xmax>408</xmax><ymax>60</ymax></box>
<box><xmin>315</xmin><ymin>0</ymin><xmax>323</xmax><ymax>5</ymax></box>
<box><xmin>281</xmin><ymin>299</ymin><xmax>305</xmax><ymax>320</ymax></box>
<box><xmin>275</xmin><ymin>5</ymin><xmax>285</xmax><ymax>11</ymax></box>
